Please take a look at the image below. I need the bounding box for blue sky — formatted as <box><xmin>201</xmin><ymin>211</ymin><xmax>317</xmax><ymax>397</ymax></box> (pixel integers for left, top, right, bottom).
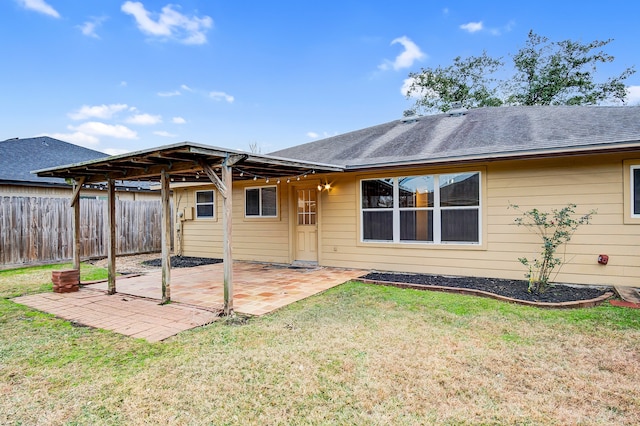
<box><xmin>2</xmin><ymin>1</ymin><xmax>640</xmax><ymax>155</ymax></box>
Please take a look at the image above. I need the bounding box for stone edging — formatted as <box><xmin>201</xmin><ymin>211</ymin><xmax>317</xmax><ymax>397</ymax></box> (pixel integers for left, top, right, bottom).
<box><xmin>359</xmin><ymin>278</ymin><xmax>614</xmax><ymax>309</ymax></box>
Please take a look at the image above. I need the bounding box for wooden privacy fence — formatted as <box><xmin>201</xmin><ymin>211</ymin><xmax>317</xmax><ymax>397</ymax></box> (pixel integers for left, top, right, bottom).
<box><xmin>0</xmin><ymin>196</ymin><xmax>170</xmax><ymax>266</ymax></box>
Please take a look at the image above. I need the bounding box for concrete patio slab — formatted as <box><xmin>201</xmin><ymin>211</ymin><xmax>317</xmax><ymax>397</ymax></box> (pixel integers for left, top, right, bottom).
<box><xmin>13</xmin><ymin>290</ymin><xmax>219</xmax><ymax>342</ymax></box>
<box><xmin>86</xmin><ymin>261</ymin><xmax>365</xmax><ymax>316</ymax></box>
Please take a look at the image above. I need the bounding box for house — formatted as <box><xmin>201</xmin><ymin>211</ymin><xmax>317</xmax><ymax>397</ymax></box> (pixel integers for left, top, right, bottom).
<box><xmin>33</xmin><ymin>105</ymin><xmax>640</xmax><ymax>290</ymax></box>
<box><xmin>171</xmin><ymin>105</ymin><xmax>640</xmax><ymax>287</ymax></box>
<box><xmin>0</xmin><ymin>136</ymin><xmax>155</xmax><ymax>199</ymax></box>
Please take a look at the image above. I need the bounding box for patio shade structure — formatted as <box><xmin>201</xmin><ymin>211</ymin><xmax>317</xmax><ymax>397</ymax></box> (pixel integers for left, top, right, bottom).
<box><xmin>34</xmin><ymin>142</ymin><xmax>343</xmax><ymax>315</ymax></box>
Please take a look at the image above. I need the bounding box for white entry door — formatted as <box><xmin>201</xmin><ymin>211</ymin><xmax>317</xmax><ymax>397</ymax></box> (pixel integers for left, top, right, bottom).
<box><xmin>295</xmin><ymin>188</ymin><xmax>318</xmax><ymax>262</ymax></box>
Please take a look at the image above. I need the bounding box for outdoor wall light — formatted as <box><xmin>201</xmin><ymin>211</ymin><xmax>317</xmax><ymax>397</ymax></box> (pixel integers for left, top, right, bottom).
<box><xmin>317</xmin><ymin>181</ymin><xmax>331</xmax><ymax>191</ymax></box>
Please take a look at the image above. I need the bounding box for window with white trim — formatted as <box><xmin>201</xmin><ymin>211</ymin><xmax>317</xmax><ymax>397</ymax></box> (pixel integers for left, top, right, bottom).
<box><xmin>631</xmin><ymin>165</ymin><xmax>640</xmax><ymax>217</ymax></box>
<box><xmin>361</xmin><ymin>172</ymin><xmax>480</xmax><ymax>244</ymax></box>
<box><xmin>245</xmin><ymin>186</ymin><xmax>277</xmax><ymax>217</ymax></box>
<box><xmin>195</xmin><ymin>190</ymin><xmax>215</xmax><ymax>218</ymax></box>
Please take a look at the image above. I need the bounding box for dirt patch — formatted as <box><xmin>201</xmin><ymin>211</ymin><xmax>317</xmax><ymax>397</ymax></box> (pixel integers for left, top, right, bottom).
<box><xmin>142</xmin><ymin>256</ymin><xmax>222</xmax><ymax>268</ymax></box>
<box><xmin>361</xmin><ymin>272</ymin><xmax>610</xmax><ymax>303</ymax></box>
<box><xmin>87</xmin><ymin>253</ymin><xmax>161</xmax><ymax>275</ymax></box>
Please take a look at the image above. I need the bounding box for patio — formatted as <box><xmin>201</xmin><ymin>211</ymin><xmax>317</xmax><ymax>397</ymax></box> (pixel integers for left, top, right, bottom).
<box><xmin>87</xmin><ymin>261</ymin><xmax>365</xmax><ymax>315</ymax></box>
<box><xmin>13</xmin><ymin>261</ymin><xmax>365</xmax><ymax>342</ymax></box>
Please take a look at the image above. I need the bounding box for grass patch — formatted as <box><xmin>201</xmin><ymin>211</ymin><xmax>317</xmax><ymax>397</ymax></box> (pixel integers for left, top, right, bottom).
<box><xmin>2</xmin><ymin>280</ymin><xmax>640</xmax><ymax>424</ymax></box>
<box><xmin>0</xmin><ymin>262</ymin><xmax>108</xmax><ymax>298</ymax></box>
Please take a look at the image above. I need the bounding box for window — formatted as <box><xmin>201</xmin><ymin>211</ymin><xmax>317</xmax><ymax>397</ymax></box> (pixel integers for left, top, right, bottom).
<box><xmin>245</xmin><ymin>186</ymin><xmax>277</xmax><ymax>217</ymax></box>
<box><xmin>361</xmin><ymin>172</ymin><xmax>480</xmax><ymax>244</ymax></box>
<box><xmin>632</xmin><ymin>166</ymin><xmax>640</xmax><ymax>217</ymax></box>
<box><xmin>195</xmin><ymin>190</ymin><xmax>215</xmax><ymax>218</ymax></box>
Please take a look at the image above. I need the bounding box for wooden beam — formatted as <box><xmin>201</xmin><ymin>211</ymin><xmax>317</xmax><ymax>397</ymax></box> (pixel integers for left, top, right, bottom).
<box><xmin>222</xmin><ymin>162</ymin><xmax>233</xmax><ymax>315</ymax></box>
<box><xmin>107</xmin><ymin>179</ymin><xmax>116</xmax><ymax>295</ymax></box>
<box><xmin>79</xmin><ymin>161</ymin><xmax>202</xmax><ymax>184</ymax></box>
<box><xmin>200</xmin><ymin>161</ymin><xmax>226</xmax><ymax>197</ymax></box>
<box><xmin>69</xmin><ymin>176</ymin><xmax>86</xmax><ymax>207</ymax></box>
<box><xmin>160</xmin><ymin>169</ymin><xmax>171</xmax><ymax>304</ymax></box>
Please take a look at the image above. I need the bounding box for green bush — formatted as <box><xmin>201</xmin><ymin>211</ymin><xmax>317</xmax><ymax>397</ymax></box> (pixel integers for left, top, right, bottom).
<box><xmin>510</xmin><ymin>203</ymin><xmax>596</xmax><ymax>293</ymax></box>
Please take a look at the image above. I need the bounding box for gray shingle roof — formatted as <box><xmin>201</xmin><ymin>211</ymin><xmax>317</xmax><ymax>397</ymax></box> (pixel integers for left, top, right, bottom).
<box><xmin>270</xmin><ymin>106</ymin><xmax>640</xmax><ymax>168</ymax></box>
<box><xmin>0</xmin><ymin>136</ymin><xmax>108</xmax><ymax>185</ymax></box>
<box><xmin>0</xmin><ymin>136</ymin><xmax>152</xmax><ymax>190</ymax></box>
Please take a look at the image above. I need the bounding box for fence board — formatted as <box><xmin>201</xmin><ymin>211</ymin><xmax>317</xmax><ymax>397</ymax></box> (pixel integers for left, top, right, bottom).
<box><xmin>0</xmin><ymin>196</ymin><xmax>170</xmax><ymax>266</ymax></box>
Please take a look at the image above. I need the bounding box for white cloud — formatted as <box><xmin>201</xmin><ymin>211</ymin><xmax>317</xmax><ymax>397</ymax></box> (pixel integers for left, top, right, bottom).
<box><xmin>17</xmin><ymin>0</ymin><xmax>60</xmax><ymax>18</ymax></box>
<box><xmin>70</xmin><ymin>122</ymin><xmax>138</xmax><ymax>139</ymax></box>
<box><xmin>68</xmin><ymin>104</ymin><xmax>129</xmax><ymax>120</ymax></box>
<box><xmin>460</xmin><ymin>21</ymin><xmax>483</xmax><ymax>33</ymax></box>
<box><xmin>307</xmin><ymin>132</ymin><xmax>319</xmax><ymax>139</ymax></box>
<box><xmin>103</xmin><ymin>148</ymin><xmax>132</xmax><ymax>156</ymax></box>
<box><xmin>158</xmin><ymin>90</ymin><xmax>181</xmax><ymax>97</ymax></box>
<box><xmin>172</xmin><ymin>116</ymin><xmax>186</xmax><ymax>124</ymax></box>
<box><xmin>180</xmin><ymin>84</ymin><xmax>193</xmax><ymax>92</ymax></box>
<box><xmin>627</xmin><ymin>86</ymin><xmax>640</xmax><ymax>105</ymax></box>
<box><xmin>78</xmin><ymin>16</ymin><xmax>107</xmax><ymax>39</ymax></box>
<box><xmin>154</xmin><ymin>130</ymin><xmax>177</xmax><ymax>137</ymax></box>
<box><xmin>41</xmin><ymin>132</ymin><xmax>100</xmax><ymax>147</ymax></box>
<box><xmin>120</xmin><ymin>81</ymin><xmax>128</xmax><ymax>87</ymax></box>
<box><xmin>121</xmin><ymin>1</ymin><xmax>213</xmax><ymax>45</ymax></box>
<box><xmin>209</xmin><ymin>91</ymin><xmax>234</xmax><ymax>103</ymax></box>
<box><xmin>379</xmin><ymin>36</ymin><xmax>426</xmax><ymax>71</ymax></box>
<box><xmin>125</xmin><ymin>113</ymin><xmax>162</xmax><ymax>125</ymax></box>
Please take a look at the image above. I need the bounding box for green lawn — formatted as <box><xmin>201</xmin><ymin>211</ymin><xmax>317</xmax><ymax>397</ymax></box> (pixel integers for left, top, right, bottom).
<box><xmin>1</xmin><ymin>265</ymin><xmax>640</xmax><ymax>425</ymax></box>
<box><xmin>0</xmin><ymin>262</ymin><xmax>107</xmax><ymax>298</ymax></box>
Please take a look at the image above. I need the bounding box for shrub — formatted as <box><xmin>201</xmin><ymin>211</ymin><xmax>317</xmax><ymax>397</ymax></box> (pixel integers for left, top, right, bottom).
<box><xmin>510</xmin><ymin>203</ymin><xmax>596</xmax><ymax>293</ymax></box>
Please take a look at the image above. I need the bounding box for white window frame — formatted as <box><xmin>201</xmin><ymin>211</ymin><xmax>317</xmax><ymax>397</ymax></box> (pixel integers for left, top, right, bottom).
<box><xmin>631</xmin><ymin>165</ymin><xmax>640</xmax><ymax>218</ymax></box>
<box><xmin>195</xmin><ymin>190</ymin><xmax>215</xmax><ymax>219</ymax></box>
<box><xmin>360</xmin><ymin>172</ymin><xmax>481</xmax><ymax>245</ymax></box>
<box><xmin>245</xmin><ymin>185</ymin><xmax>278</xmax><ymax>218</ymax></box>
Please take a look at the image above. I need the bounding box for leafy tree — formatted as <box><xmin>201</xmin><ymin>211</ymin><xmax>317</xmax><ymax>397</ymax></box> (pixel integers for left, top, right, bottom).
<box><xmin>406</xmin><ymin>31</ymin><xmax>635</xmax><ymax>113</ymax></box>
<box><xmin>405</xmin><ymin>51</ymin><xmax>504</xmax><ymax>112</ymax></box>
<box><xmin>508</xmin><ymin>31</ymin><xmax>635</xmax><ymax>106</ymax></box>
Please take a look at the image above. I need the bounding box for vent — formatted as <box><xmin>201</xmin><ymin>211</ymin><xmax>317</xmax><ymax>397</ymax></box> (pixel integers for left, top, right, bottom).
<box><xmin>447</xmin><ymin>102</ymin><xmax>467</xmax><ymax>117</ymax></box>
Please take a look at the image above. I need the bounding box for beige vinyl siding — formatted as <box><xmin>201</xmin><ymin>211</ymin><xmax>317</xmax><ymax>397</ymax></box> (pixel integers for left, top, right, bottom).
<box><xmin>176</xmin><ymin>181</ymin><xmax>291</xmax><ymax>263</ymax></box>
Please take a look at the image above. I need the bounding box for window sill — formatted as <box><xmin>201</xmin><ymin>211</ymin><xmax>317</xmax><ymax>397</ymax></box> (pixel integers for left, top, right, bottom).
<box><xmin>357</xmin><ymin>240</ymin><xmax>487</xmax><ymax>250</ymax></box>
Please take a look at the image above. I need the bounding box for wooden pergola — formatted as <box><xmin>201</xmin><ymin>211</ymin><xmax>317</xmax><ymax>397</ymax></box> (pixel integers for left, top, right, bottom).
<box><xmin>34</xmin><ymin>142</ymin><xmax>342</xmax><ymax>315</ymax></box>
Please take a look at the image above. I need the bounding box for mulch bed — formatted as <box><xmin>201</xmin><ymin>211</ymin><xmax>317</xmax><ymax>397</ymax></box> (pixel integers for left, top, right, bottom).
<box><xmin>361</xmin><ymin>272</ymin><xmax>610</xmax><ymax>304</ymax></box>
<box><xmin>142</xmin><ymin>256</ymin><xmax>223</xmax><ymax>268</ymax></box>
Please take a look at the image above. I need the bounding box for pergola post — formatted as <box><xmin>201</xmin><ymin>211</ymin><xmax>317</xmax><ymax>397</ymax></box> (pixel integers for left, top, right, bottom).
<box><xmin>160</xmin><ymin>169</ymin><xmax>171</xmax><ymax>304</ymax></box>
<box><xmin>201</xmin><ymin>156</ymin><xmax>244</xmax><ymax>316</ymax></box>
<box><xmin>107</xmin><ymin>179</ymin><xmax>116</xmax><ymax>295</ymax></box>
<box><xmin>70</xmin><ymin>177</ymin><xmax>85</xmax><ymax>273</ymax></box>
<box><xmin>222</xmin><ymin>162</ymin><xmax>233</xmax><ymax>315</ymax></box>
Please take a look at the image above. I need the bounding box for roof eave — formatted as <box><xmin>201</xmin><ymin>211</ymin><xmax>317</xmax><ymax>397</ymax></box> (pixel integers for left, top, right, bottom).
<box><xmin>345</xmin><ymin>140</ymin><xmax>640</xmax><ymax>171</ymax></box>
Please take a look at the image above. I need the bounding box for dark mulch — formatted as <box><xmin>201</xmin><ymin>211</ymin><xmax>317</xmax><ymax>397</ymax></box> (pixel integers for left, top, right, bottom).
<box><xmin>361</xmin><ymin>272</ymin><xmax>610</xmax><ymax>303</ymax></box>
<box><xmin>142</xmin><ymin>256</ymin><xmax>223</xmax><ymax>268</ymax></box>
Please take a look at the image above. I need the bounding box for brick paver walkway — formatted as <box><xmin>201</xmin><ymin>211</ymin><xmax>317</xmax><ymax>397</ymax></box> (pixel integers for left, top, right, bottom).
<box><xmin>13</xmin><ymin>290</ymin><xmax>218</xmax><ymax>342</ymax></box>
